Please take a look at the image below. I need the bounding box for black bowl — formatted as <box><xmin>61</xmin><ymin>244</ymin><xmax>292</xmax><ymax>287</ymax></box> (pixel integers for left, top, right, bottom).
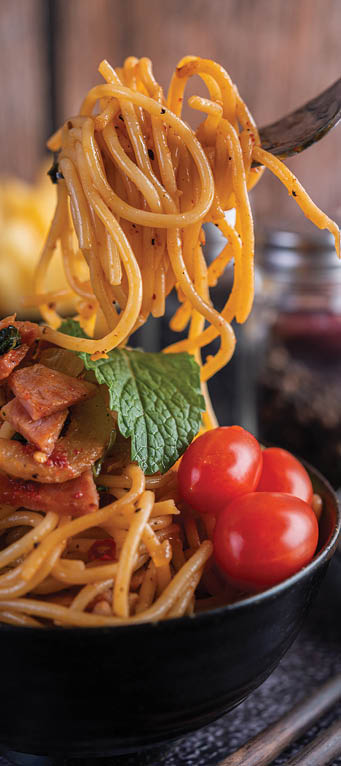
<box><xmin>0</xmin><ymin>465</ymin><xmax>339</xmax><ymax>763</ymax></box>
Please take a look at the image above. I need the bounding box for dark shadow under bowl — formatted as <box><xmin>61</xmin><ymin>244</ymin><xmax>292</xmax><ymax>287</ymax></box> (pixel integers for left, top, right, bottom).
<box><xmin>0</xmin><ymin>464</ymin><xmax>339</xmax><ymax>761</ymax></box>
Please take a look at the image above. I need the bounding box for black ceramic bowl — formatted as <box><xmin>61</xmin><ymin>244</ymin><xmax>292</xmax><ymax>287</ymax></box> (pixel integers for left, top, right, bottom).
<box><xmin>0</xmin><ymin>464</ymin><xmax>339</xmax><ymax>764</ymax></box>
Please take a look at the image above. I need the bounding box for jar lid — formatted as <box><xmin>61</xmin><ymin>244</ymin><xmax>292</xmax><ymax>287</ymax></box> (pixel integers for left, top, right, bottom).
<box><xmin>256</xmin><ymin>220</ymin><xmax>341</xmax><ymax>282</ymax></box>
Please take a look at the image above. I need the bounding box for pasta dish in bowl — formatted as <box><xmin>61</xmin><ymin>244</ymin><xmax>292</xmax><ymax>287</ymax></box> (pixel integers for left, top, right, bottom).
<box><xmin>0</xmin><ymin>55</ymin><xmax>339</xmax><ymax>758</ymax></box>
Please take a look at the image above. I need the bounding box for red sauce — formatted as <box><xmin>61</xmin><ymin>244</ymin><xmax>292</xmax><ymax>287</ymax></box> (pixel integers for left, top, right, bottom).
<box><xmin>22</xmin><ymin>444</ymin><xmax>36</xmax><ymax>457</ymax></box>
<box><xmin>46</xmin><ymin>448</ymin><xmax>70</xmax><ymax>469</ymax></box>
<box><xmin>7</xmin><ymin>475</ymin><xmax>40</xmax><ymax>499</ymax></box>
<box><xmin>88</xmin><ymin>539</ymin><xmax>116</xmax><ymax>562</ymax></box>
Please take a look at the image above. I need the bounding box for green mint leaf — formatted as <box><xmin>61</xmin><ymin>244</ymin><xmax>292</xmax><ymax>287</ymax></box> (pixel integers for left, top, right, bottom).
<box><xmin>59</xmin><ymin>318</ymin><xmax>90</xmax><ymax>339</ymax></box>
<box><xmin>80</xmin><ymin>348</ymin><xmax>205</xmax><ymax>474</ymax></box>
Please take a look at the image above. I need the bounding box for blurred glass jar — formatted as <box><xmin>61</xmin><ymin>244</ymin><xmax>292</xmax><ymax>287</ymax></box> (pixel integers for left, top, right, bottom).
<box><xmin>239</xmin><ymin>224</ymin><xmax>341</xmax><ymax>490</ymax></box>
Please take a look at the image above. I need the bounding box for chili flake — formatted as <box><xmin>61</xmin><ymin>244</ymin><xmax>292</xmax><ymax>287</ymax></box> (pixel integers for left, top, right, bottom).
<box><xmin>88</xmin><ymin>539</ymin><xmax>116</xmax><ymax>562</ymax></box>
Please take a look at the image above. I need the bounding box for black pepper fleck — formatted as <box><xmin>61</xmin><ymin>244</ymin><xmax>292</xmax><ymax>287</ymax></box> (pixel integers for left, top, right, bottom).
<box><xmin>47</xmin><ymin>160</ymin><xmax>64</xmax><ymax>185</ymax></box>
<box><xmin>161</xmin><ymin>108</ymin><xmax>166</xmax><ymax>114</ymax></box>
<box><xmin>148</xmin><ymin>149</ymin><xmax>155</xmax><ymax>161</ymax></box>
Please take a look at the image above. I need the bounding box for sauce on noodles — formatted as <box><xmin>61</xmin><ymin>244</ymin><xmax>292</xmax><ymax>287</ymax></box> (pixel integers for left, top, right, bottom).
<box><xmin>0</xmin><ymin>55</ymin><xmax>338</xmax><ymax>627</ymax></box>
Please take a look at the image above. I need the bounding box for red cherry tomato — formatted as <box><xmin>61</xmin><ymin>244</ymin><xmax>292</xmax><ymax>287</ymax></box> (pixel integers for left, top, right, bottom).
<box><xmin>213</xmin><ymin>492</ymin><xmax>319</xmax><ymax>590</ymax></box>
<box><xmin>256</xmin><ymin>447</ymin><xmax>313</xmax><ymax>504</ymax></box>
<box><xmin>178</xmin><ymin>426</ymin><xmax>263</xmax><ymax>515</ymax></box>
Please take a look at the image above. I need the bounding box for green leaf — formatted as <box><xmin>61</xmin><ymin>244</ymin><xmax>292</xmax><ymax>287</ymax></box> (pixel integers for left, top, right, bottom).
<box><xmin>0</xmin><ymin>325</ymin><xmax>21</xmax><ymax>356</ymax></box>
<box><xmin>59</xmin><ymin>318</ymin><xmax>90</xmax><ymax>339</ymax></box>
<box><xmin>92</xmin><ymin>428</ymin><xmax>117</xmax><ymax>478</ymax></box>
<box><xmin>80</xmin><ymin>348</ymin><xmax>205</xmax><ymax>474</ymax></box>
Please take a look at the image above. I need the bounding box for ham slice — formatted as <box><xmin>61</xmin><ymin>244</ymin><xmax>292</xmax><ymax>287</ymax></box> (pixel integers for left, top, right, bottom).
<box><xmin>0</xmin><ymin>316</ymin><xmax>39</xmax><ymax>380</ymax></box>
<box><xmin>0</xmin><ymin>398</ymin><xmax>68</xmax><ymax>455</ymax></box>
<box><xmin>0</xmin><ymin>315</ymin><xmax>39</xmax><ymax>346</ymax></box>
<box><xmin>0</xmin><ymin>469</ymin><xmax>99</xmax><ymax>516</ymax></box>
<box><xmin>0</xmin><ymin>345</ymin><xmax>29</xmax><ymax>381</ymax></box>
<box><xmin>0</xmin><ymin>390</ymin><xmax>111</xmax><ymax>483</ymax></box>
<box><xmin>9</xmin><ymin>363</ymin><xmax>96</xmax><ymax>420</ymax></box>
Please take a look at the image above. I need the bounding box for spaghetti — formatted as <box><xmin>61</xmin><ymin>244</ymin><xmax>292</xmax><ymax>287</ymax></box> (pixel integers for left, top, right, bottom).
<box><xmin>0</xmin><ymin>55</ymin><xmax>338</xmax><ymax>627</ymax></box>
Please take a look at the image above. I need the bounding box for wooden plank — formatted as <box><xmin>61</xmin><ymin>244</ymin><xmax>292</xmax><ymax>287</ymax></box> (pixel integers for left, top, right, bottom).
<box><xmin>55</xmin><ymin>0</ymin><xmax>341</xmax><ymax>223</ymax></box>
<box><xmin>0</xmin><ymin>0</ymin><xmax>47</xmax><ymax>181</ymax></box>
<box><xmin>55</xmin><ymin>0</ymin><xmax>122</xmax><ymax>122</ymax></box>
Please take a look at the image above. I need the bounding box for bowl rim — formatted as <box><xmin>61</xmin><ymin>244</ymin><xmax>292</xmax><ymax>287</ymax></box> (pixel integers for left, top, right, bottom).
<box><xmin>0</xmin><ymin>462</ymin><xmax>339</xmax><ymax>634</ymax></box>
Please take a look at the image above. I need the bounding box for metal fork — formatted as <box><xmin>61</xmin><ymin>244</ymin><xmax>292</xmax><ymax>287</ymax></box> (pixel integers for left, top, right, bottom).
<box><xmin>254</xmin><ymin>77</ymin><xmax>341</xmax><ymax>163</ymax></box>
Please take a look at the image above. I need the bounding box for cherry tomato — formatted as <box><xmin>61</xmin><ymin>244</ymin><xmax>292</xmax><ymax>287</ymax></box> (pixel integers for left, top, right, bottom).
<box><xmin>178</xmin><ymin>426</ymin><xmax>263</xmax><ymax>515</ymax></box>
<box><xmin>213</xmin><ymin>492</ymin><xmax>319</xmax><ymax>590</ymax></box>
<box><xmin>256</xmin><ymin>447</ymin><xmax>313</xmax><ymax>504</ymax></box>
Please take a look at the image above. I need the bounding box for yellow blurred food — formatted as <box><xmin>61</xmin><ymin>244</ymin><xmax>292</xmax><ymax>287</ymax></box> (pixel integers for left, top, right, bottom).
<box><xmin>0</xmin><ymin>161</ymin><xmax>72</xmax><ymax>318</ymax></box>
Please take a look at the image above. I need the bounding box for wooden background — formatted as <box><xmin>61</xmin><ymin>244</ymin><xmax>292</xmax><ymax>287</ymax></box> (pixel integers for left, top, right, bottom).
<box><xmin>0</xmin><ymin>0</ymin><xmax>340</xmax><ymax>224</ymax></box>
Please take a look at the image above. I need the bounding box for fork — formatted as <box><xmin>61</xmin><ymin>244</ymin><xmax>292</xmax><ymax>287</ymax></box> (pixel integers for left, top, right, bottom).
<box><xmin>254</xmin><ymin>77</ymin><xmax>341</xmax><ymax>164</ymax></box>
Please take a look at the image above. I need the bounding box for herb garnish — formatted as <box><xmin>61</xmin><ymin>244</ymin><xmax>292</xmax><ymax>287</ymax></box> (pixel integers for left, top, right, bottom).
<box><xmin>80</xmin><ymin>348</ymin><xmax>204</xmax><ymax>474</ymax></box>
<box><xmin>59</xmin><ymin>318</ymin><xmax>90</xmax><ymax>339</ymax></box>
<box><xmin>0</xmin><ymin>325</ymin><xmax>21</xmax><ymax>356</ymax></box>
<box><xmin>60</xmin><ymin>319</ymin><xmax>204</xmax><ymax>474</ymax></box>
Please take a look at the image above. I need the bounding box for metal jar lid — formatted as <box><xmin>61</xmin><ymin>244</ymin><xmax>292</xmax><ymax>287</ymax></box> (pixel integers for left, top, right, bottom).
<box><xmin>256</xmin><ymin>221</ymin><xmax>341</xmax><ymax>284</ymax></box>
